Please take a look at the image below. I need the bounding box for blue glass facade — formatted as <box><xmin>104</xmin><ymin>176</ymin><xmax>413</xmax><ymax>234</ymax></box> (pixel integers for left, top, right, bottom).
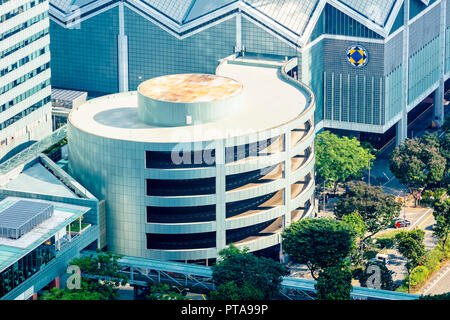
<box><xmin>49</xmin><ymin>7</ymin><xmax>119</xmax><ymax>95</ymax></box>
<box><xmin>47</xmin><ymin>0</ymin><xmax>449</xmax><ymax>134</ymax></box>
<box><xmin>125</xmin><ymin>7</ymin><xmax>236</xmax><ymax>91</ymax></box>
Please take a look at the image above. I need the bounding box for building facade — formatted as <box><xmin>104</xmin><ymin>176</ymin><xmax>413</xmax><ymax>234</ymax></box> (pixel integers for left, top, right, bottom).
<box><xmin>0</xmin><ymin>0</ymin><xmax>52</xmax><ymax>162</ymax></box>
<box><xmin>49</xmin><ymin>0</ymin><xmax>449</xmax><ymax>145</ymax></box>
<box><xmin>68</xmin><ymin>57</ymin><xmax>316</xmax><ymax>261</ymax></box>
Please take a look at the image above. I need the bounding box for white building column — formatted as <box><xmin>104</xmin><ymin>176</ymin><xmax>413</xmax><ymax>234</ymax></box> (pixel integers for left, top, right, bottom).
<box><xmin>215</xmin><ymin>139</ymin><xmax>226</xmax><ymax>254</ymax></box>
<box><xmin>118</xmin><ymin>1</ymin><xmax>129</xmax><ymax>92</ymax></box>
<box><xmin>397</xmin><ymin>0</ymin><xmax>410</xmax><ymax>145</ymax></box>
<box><xmin>434</xmin><ymin>0</ymin><xmax>447</xmax><ymax>125</ymax></box>
<box><xmin>283</xmin><ymin>131</ymin><xmax>292</xmax><ymax>229</ymax></box>
<box><xmin>235</xmin><ymin>10</ymin><xmax>242</xmax><ymax>53</ymax></box>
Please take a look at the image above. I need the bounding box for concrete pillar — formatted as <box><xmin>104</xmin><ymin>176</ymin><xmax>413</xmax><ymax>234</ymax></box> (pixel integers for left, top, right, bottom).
<box><xmin>397</xmin><ymin>0</ymin><xmax>410</xmax><ymax>145</ymax></box>
<box><xmin>50</xmin><ymin>277</ymin><xmax>60</xmax><ymax>289</ymax></box>
<box><xmin>235</xmin><ymin>10</ymin><xmax>242</xmax><ymax>53</ymax></box>
<box><xmin>283</xmin><ymin>132</ymin><xmax>292</xmax><ymax>229</ymax></box>
<box><xmin>435</xmin><ymin>0</ymin><xmax>447</xmax><ymax>125</ymax></box>
<box><xmin>118</xmin><ymin>1</ymin><xmax>129</xmax><ymax>92</ymax></box>
<box><xmin>215</xmin><ymin>139</ymin><xmax>226</xmax><ymax>254</ymax></box>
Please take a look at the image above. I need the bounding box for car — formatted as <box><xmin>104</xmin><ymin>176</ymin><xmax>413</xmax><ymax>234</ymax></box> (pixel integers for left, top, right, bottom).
<box><xmin>394</xmin><ymin>219</ymin><xmax>411</xmax><ymax>228</ymax></box>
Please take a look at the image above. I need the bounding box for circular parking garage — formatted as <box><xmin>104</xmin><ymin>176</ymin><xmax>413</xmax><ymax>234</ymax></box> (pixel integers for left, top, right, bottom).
<box><xmin>68</xmin><ymin>56</ymin><xmax>316</xmax><ymax>261</ymax></box>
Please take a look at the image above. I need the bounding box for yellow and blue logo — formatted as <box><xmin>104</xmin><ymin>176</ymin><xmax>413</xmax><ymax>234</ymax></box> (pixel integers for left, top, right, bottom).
<box><xmin>346</xmin><ymin>46</ymin><xmax>368</xmax><ymax>68</ymax></box>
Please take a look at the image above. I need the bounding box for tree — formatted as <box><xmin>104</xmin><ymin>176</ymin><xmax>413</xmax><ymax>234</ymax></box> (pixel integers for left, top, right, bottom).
<box><xmin>209</xmin><ymin>281</ymin><xmax>263</xmax><ymax>300</ymax></box>
<box><xmin>315</xmin><ymin>131</ymin><xmax>375</xmax><ymax>194</ymax></box>
<box><xmin>210</xmin><ymin>244</ymin><xmax>287</xmax><ymax>300</ymax></box>
<box><xmin>40</xmin><ymin>282</ymin><xmax>108</xmax><ymax>300</ymax></box>
<box><xmin>442</xmin><ymin>116</ymin><xmax>450</xmax><ymax>133</ymax></box>
<box><xmin>335</xmin><ymin>181</ymin><xmax>402</xmax><ymax>257</ymax></box>
<box><xmin>390</xmin><ymin>137</ymin><xmax>446</xmax><ymax>206</ymax></box>
<box><xmin>146</xmin><ymin>283</ymin><xmax>187</xmax><ymax>300</ymax></box>
<box><xmin>282</xmin><ymin>218</ymin><xmax>356</xmax><ymax>279</ymax></box>
<box><xmin>40</xmin><ymin>250</ymin><xmax>128</xmax><ymax>300</ymax></box>
<box><xmin>358</xmin><ymin>261</ymin><xmax>394</xmax><ymax>291</ymax></box>
<box><xmin>433</xmin><ymin>199</ymin><xmax>450</xmax><ymax>258</ymax></box>
<box><xmin>342</xmin><ymin>212</ymin><xmax>367</xmax><ymax>264</ymax></box>
<box><xmin>420</xmin><ymin>292</ymin><xmax>450</xmax><ymax>300</ymax></box>
<box><xmin>394</xmin><ymin>229</ymin><xmax>426</xmax><ymax>293</ymax></box>
<box><xmin>315</xmin><ymin>264</ymin><xmax>353</xmax><ymax>300</ymax></box>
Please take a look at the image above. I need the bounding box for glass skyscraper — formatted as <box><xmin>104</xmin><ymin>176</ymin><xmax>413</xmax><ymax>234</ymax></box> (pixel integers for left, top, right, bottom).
<box><xmin>0</xmin><ymin>0</ymin><xmax>52</xmax><ymax>163</ymax></box>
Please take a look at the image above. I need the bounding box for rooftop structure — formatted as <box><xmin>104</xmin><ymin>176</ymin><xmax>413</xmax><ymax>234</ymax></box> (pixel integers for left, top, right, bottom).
<box><xmin>0</xmin><ymin>200</ymin><xmax>54</xmax><ymax>240</ymax></box>
<box><xmin>138</xmin><ymin>74</ymin><xmax>242</xmax><ymax>103</ymax></box>
<box><xmin>0</xmin><ymin>197</ymin><xmax>90</xmax><ymax>273</ymax></box>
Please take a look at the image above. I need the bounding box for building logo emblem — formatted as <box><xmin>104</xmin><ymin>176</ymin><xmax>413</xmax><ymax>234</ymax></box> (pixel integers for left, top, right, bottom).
<box><xmin>346</xmin><ymin>46</ymin><xmax>368</xmax><ymax>68</ymax></box>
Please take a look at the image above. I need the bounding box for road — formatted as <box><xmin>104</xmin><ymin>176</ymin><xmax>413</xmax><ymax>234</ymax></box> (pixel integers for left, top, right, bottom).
<box><xmin>421</xmin><ymin>263</ymin><xmax>450</xmax><ymax>295</ymax></box>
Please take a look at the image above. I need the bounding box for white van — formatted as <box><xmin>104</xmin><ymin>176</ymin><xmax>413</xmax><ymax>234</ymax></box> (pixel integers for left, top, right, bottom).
<box><xmin>375</xmin><ymin>253</ymin><xmax>389</xmax><ymax>264</ymax></box>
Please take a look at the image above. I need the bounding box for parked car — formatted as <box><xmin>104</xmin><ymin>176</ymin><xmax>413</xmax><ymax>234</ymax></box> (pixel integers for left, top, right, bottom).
<box><xmin>394</xmin><ymin>219</ymin><xmax>411</xmax><ymax>228</ymax></box>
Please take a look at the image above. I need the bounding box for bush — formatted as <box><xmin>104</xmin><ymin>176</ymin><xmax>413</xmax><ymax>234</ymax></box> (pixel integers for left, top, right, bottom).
<box><xmin>421</xmin><ymin>189</ymin><xmax>447</xmax><ymax>207</ymax></box>
<box><xmin>363</xmin><ymin>250</ymin><xmax>378</xmax><ymax>261</ymax></box>
<box><xmin>407</xmin><ymin>266</ymin><xmax>429</xmax><ymax>287</ymax></box>
<box><xmin>423</xmin><ymin>249</ymin><xmax>443</xmax><ymax>274</ymax></box>
<box><xmin>375</xmin><ymin>230</ymin><xmax>399</xmax><ymax>249</ymax></box>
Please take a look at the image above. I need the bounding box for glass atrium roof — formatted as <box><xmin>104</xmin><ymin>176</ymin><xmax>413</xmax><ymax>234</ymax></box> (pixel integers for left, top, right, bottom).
<box><xmin>337</xmin><ymin>0</ymin><xmax>398</xmax><ymax>26</ymax></box>
<box><xmin>142</xmin><ymin>0</ymin><xmax>194</xmax><ymax>24</ymax></box>
<box><xmin>49</xmin><ymin>0</ymin><xmax>429</xmax><ymax>37</ymax></box>
<box><xmin>244</xmin><ymin>0</ymin><xmax>320</xmax><ymax>35</ymax></box>
<box><xmin>51</xmin><ymin>0</ymin><xmax>97</xmax><ymax>13</ymax></box>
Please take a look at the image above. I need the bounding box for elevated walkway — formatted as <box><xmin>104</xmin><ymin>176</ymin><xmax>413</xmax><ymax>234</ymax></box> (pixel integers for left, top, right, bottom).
<box><xmin>82</xmin><ymin>251</ymin><xmax>419</xmax><ymax>300</ymax></box>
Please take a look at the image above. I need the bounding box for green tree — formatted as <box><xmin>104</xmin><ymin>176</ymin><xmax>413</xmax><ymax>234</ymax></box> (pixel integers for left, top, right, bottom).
<box><xmin>40</xmin><ymin>282</ymin><xmax>108</xmax><ymax>300</ymax></box>
<box><xmin>420</xmin><ymin>292</ymin><xmax>450</xmax><ymax>300</ymax></box>
<box><xmin>315</xmin><ymin>131</ymin><xmax>375</xmax><ymax>194</ymax></box>
<box><xmin>335</xmin><ymin>181</ymin><xmax>402</xmax><ymax>257</ymax></box>
<box><xmin>40</xmin><ymin>250</ymin><xmax>128</xmax><ymax>300</ymax></box>
<box><xmin>146</xmin><ymin>283</ymin><xmax>187</xmax><ymax>300</ymax></box>
<box><xmin>342</xmin><ymin>212</ymin><xmax>367</xmax><ymax>264</ymax></box>
<box><xmin>210</xmin><ymin>244</ymin><xmax>287</xmax><ymax>300</ymax></box>
<box><xmin>282</xmin><ymin>218</ymin><xmax>356</xmax><ymax>279</ymax></box>
<box><xmin>394</xmin><ymin>229</ymin><xmax>426</xmax><ymax>293</ymax></box>
<box><xmin>209</xmin><ymin>281</ymin><xmax>264</xmax><ymax>300</ymax></box>
<box><xmin>358</xmin><ymin>261</ymin><xmax>394</xmax><ymax>291</ymax></box>
<box><xmin>442</xmin><ymin>116</ymin><xmax>450</xmax><ymax>133</ymax></box>
<box><xmin>390</xmin><ymin>137</ymin><xmax>446</xmax><ymax>206</ymax></box>
<box><xmin>433</xmin><ymin>198</ymin><xmax>450</xmax><ymax>258</ymax></box>
<box><xmin>315</xmin><ymin>264</ymin><xmax>353</xmax><ymax>300</ymax></box>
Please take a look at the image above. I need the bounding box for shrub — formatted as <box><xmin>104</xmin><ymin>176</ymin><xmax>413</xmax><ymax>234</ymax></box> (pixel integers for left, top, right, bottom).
<box><xmin>423</xmin><ymin>249</ymin><xmax>443</xmax><ymax>274</ymax></box>
<box><xmin>375</xmin><ymin>230</ymin><xmax>399</xmax><ymax>249</ymax></box>
<box><xmin>407</xmin><ymin>266</ymin><xmax>429</xmax><ymax>287</ymax></box>
<box><xmin>421</xmin><ymin>189</ymin><xmax>447</xmax><ymax>207</ymax></box>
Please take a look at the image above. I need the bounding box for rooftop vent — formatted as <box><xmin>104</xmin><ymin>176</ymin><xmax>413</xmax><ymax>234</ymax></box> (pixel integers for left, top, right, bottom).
<box><xmin>0</xmin><ymin>200</ymin><xmax>54</xmax><ymax>239</ymax></box>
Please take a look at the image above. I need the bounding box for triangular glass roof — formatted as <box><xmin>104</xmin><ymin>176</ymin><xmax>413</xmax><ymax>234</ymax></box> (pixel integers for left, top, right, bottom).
<box><xmin>141</xmin><ymin>0</ymin><xmax>195</xmax><ymax>24</ymax></box>
<box><xmin>51</xmin><ymin>0</ymin><xmax>97</xmax><ymax>13</ymax></box>
<box><xmin>337</xmin><ymin>0</ymin><xmax>397</xmax><ymax>27</ymax></box>
<box><xmin>49</xmin><ymin>0</ymin><xmax>433</xmax><ymax>40</ymax></box>
<box><xmin>243</xmin><ymin>0</ymin><xmax>320</xmax><ymax>36</ymax></box>
<box><xmin>185</xmin><ymin>0</ymin><xmax>238</xmax><ymax>23</ymax></box>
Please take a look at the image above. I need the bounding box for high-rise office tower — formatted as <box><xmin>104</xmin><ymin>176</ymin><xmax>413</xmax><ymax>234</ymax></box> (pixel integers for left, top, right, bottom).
<box><xmin>0</xmin><ymin>0</ymin><xmax>52</xmax><ymax>162</ymax></box>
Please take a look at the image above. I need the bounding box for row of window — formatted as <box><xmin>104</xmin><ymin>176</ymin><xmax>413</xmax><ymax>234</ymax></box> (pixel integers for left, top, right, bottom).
<box><xmin>0</xmin><ymin>45</ymin><xmax>48</xmax><ymax>77</ymax></box>
<box><xmin>0</xmin><ymin>11</ymin><xmax>48</xmax><ymax>42</ymax></box>
<box><xmin>1</xmin><ymin>78</ymin><xmax>50</xmax><ymax>112</ymax></box>
<box><xmin>0</xmin><ymin>95</ymin><xmax>50</xmax><ymax>130</ymax></box>
<box><xmin>0</xmin><ymin>0</ymin><xmax>45</xmax><ymax>24</ymax></box>
<box><xmin>0</xmin><ymin>62</ymin><xmax>50</xmax><ymax>95</ymax></box>
<box><xmin>0</xmin><ymin>27</ymin><xmax>49</xmax><ymax>59</ymax></box>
